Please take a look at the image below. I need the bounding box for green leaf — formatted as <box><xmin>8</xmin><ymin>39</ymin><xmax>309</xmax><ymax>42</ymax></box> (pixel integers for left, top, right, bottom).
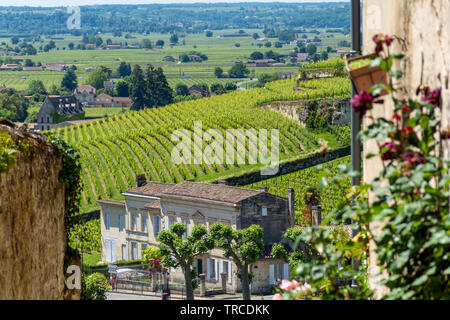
<box><xmin>411</xmin><ymin>274</ymin><xmax>428</xmax><ymax>287</ymax></box>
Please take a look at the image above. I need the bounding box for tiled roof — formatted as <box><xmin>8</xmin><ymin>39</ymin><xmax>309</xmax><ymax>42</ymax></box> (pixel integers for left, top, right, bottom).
<box><xmin>75</xmin><ymin>84</ymin><xmax>96</xmax><ymax>94</ymax></box>
<box><xmin>97</xmin><ymin>199</ymin><xmax>125</xmax><ymax>207</ymax></box>
<box><xmin>125</xmin><ymin>182</ymin><xmax>175</xmax><ymax>197</ymax></box>
<box><xmin>157</xmin><ymin>181</ymin><xmax>264</xmax><ymax>206</ymax></box>
<box><xmin>46</xmin><ymin>96</ymin><xmax>84</xmax><ymax>115</ymax></box>
<box><xmin>143</xmin><ymin>199</ymin><xmax>161</xmax><ymax>210</ymax></box>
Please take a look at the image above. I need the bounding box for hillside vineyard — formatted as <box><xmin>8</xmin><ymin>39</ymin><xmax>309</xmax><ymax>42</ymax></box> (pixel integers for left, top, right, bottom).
<box><xmin>54</xmin><ymin>77</ymin><xmax>350</xmax><ymax>211</ymax></box>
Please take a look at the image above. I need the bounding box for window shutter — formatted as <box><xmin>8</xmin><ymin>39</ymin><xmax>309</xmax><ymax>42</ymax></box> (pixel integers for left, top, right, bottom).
<box><xmin>215</xmin><ymin>260</ymin><xmax>219</xmax><ymax>281</ymax></box>
<box><xmin>207</xmin><ymin>258</ymin><xmax>211</xmax><ymax>279</ymax></box>
<box><xmin>227</xmin><ymin>262</ymin><xmax>232</xmax><ymax>283</ymax></box>
<box><xmin>111</xmin><ymin>240</ymin><xmax>116</xmax><ymax>262</ymax></box>
<box><xmin>269</xmin><ymin>264</ymin><xmax>275</xmax><ymax>285</ymax></box>
<box><xmin>283</xmin><ymin>263</ymin><xmax>289</xmax><ymax>280</ymax></box>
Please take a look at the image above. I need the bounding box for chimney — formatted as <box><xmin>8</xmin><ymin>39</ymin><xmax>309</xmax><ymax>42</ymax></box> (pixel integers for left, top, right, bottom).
<box><xmin>136</xmin><ymin>174</ymin><xmax>147</xmax><ymax>187</ymax></box>
<box><xmin>311</xmin><ymin>206</ymin><xmax>322</xmax><ymax>226</ymax></box>
<box><xmin>259</xmin><ymin>186</ymin><xmax>268</xmax><ymax>192</ymax></box>
<box><xmin>288</xmin><ymin>188</ymin><xmax>295</xmax><ymax>227</ymax></box>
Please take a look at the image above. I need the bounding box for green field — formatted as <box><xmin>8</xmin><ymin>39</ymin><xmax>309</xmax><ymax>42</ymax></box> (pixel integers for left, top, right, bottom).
<box><xmin>0</xmin><ymin>28</ymin><xmax>349</xmax><ymax>91</ymax></box>
<box><xmin>52</xmin><ymin>77</ymin><xmax>350</xmax><ymax>213</ymax></box>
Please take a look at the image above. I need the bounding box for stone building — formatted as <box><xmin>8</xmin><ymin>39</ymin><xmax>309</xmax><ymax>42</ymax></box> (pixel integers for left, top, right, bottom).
<box><xmin>99</xmin><ymin>178</ymin><xmax>294</xmax><ymax>294</ymax></box>
<box><xmin>36</xmin><ymin>96</ymin><xmax>84</xmax><ymax>131</ymax></box>
<box><xmin>74</xmin><ymin>84</ymin><xmax>96</xmax><ymax>105</ymax></box>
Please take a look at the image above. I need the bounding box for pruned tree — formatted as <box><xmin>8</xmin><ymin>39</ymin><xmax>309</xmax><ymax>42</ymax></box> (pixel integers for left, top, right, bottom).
<box><xmin>158</xmin><ymin>223</ymin><xmax>214</xmax><ymax>300</ymax></box>
<box><xmin>210</xmin><ymin>223</ymin><xmax>264</xmax><ymax>300</ymax></box>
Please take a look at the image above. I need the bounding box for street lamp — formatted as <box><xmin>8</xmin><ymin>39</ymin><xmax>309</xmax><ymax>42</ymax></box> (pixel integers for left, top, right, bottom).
<box><xmin>350</xmin><ymin>0</ymin><xmax>362</xmax><ymax>287</ymax></box>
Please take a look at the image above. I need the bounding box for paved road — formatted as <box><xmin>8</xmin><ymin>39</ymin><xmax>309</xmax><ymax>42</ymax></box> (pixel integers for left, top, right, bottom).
<box><xmin>236</xmin><ymin>78</ymin><xmax>258</xmax><ymax>90</ymax></box>
<box><xmin>107</xmin><ymin>291</ymin><xmax>273</xmax><ymax>301</ymax></box>
<box><xmin>107</xmin><ymin>292</ymin><xmax>166</xmax><ymax>300</ymax></box>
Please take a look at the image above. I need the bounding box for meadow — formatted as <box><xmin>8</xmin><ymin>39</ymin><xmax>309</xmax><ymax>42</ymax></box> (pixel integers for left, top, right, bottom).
<box><xmin>0</xmin><ymin>28</ymin><xmax>349</xmax><ymax>91</ymax></box>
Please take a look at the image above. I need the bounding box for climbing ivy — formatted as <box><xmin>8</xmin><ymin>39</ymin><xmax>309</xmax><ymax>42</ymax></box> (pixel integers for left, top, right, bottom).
<box><xmin>44</xmin><ymin>132</ymin><xmax>83</xmax><ymax>235</ymax></box>
<box><xmin>0</xmin><ymin>130</ymin><xmax>17</xmax><ymax>173</ymax></box>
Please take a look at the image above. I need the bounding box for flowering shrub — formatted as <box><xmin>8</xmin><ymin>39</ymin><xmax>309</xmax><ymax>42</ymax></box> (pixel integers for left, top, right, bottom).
<box><xmin>81</xmin><ymin>272</ymin><xmax>111</xmax><ymax>300</ymax></box>
<box><xmin>280</xmin><ymin>34</ymin><xmax>449</xmax><ymax>300</ymax></box>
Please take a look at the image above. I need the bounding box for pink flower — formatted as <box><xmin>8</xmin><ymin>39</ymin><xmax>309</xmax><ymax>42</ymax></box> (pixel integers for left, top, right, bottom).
<box><xmin>384</xmin><ymin>35</ymin><xmax>394</xmax><ymax>46</ymax></box>
<box><xmin>403</xmin><ymin>126</ymin><xmax>414</xmax><ymax>136</ymax></box>
<box><xmin>401</xmin><ymin>105</ymin><xmax>412</xmax><ymax>113</ymax></box>
<box><xmin>351</xmin><ymin>91</ymin><xmax>374</xmax><ymax>117</ymax></box>
<box><xmin>402</xmin><ymin>152</ymin><xmax>427</xmax><ymax>165</ymax></box>
<box><xmin>272</xmin><ymin>293</ymin><xmax>282</xmax><ymax>300</ymax></box>
<box><xmin>380</xmin><ymin>142</ymin><xmax>400</xmax><ymax>161</ymax></box>
<box><xmin>280</xmin><ymin>279</ymin><xmax>299</xmax><ymax>291</ymax></box>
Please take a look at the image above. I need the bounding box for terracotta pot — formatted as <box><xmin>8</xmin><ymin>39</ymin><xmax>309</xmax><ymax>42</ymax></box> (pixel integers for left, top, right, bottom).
<box><xmin>345</xmin><ymin>53</ymin><xmax>388</xmax><ymax>96</ymax></box>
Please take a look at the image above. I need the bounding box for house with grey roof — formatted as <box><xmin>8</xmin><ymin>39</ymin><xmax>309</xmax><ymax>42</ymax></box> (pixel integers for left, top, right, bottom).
<box><xmin>98</xmin><ymin>176</ymin><xmax>295</xmax><ymax>294</ymax></box>
<box><xmin>36</xmin><ymin>95</ymin><xmax>84</xmax><ymax>131</ymax></box>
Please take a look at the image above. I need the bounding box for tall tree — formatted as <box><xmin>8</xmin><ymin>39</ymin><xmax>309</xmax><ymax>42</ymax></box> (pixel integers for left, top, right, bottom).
<box><xmin>158</xmin><ymin>223</ymin><xmax>214</xmax><ymax>300</ymax></box>
<box><xmin>115</xmin><ymin>80</ymin><xmax>129</xmax><ymax>97</ymax></box>
<box><xmin>27</xmin><ymin>80</ymin><xmax>47</xmax><ymax>95</ymax></box>
<box><xmin>214</xmin><ymin>67</ymin><xmax>223</xmax><ymax>78</ymax></box>
<box><xmin>210</xmin><ymin>224</ymin><xmax>264</xmax><ymax>300</ymax></box>
<box><xmin>117</xmin><ymin>62</ymin><xmax>132</xmax><ymax>78</ymax></box>
<box><xmin>87</xmin><ymin>68</ymin><xmax>109</xmax><ymax>89</ymax></box>
<box><xmin>130</xmin><ymin>65</ymin><xmax>146</xmax><ymax>110</ymax></box>
<box><xmin>61</xmin><ymin>69</ymin><xmax>78</xmax><ymax>92</ymax></box>
<box><xmin>228</xmin><ymin>63</ymin><xmax>249</xmax><ymax>79</ymax></box>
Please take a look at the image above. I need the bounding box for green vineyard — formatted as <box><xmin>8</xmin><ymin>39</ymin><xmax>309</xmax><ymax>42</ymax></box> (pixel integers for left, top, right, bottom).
<box><xmin>53</xmin><ymin>77</ymin><xmax>351</xmax><ymax>212</ymax></box>
<box><xmin>243</xmin><ymin>156</ymin><xmax>352</xmax><ymax>224</ymax></box>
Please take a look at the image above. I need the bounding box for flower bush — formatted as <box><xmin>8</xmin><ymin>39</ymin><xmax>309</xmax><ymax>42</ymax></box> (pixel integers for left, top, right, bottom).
<box><xmin>279</xmin><ymin>34</ymin><xmax>449</xmax><ymax>300</ymax></box>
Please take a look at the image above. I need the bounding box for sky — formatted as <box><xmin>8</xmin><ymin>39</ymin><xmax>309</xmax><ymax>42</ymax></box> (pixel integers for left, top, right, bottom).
<box><xmin>0</xmin><ymin>0</ymin><xmax>348</xmax><ymax>7</ymax></box>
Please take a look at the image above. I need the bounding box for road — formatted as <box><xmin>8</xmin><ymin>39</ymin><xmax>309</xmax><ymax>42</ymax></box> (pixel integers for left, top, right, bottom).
<box><xmin>106</xmin><ymin>291</ymin><xmax>274</xmax><ymax>300</ymax></box>
<box><xmin>236</xmin><ymin>78</ymin><xmax>258</xmax><ymax>90</ymax></box>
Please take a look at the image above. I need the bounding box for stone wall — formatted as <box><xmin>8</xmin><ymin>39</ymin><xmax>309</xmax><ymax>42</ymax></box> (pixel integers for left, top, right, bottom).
<box><xmin>260</xmin><ymin>98</ymin><xmax>351</xmax><ymax>126</ymax></box>
<box><xmin>0</xmin><ymin>121</ymin><xmax>68</xmax><ymax>299</ymax></box>
<box><xmin>362</xmin><ymin>0</ymin><xmax>450</xmax><ymax>298</ymax></box>
<box><xmin>222</xmin><ymin>146</ymin><xmax>350</xmax><ymax>187</ymax></box>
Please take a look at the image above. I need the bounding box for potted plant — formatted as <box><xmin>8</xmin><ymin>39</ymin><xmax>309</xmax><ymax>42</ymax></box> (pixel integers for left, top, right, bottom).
<box><xmin>345</xmin><ymin>35</ymin><xmax>392</xmax><ymax>96</ymax></box>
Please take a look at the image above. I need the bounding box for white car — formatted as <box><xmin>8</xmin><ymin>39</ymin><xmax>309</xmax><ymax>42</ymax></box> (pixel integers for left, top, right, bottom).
<box><xmin>115</xmin><ymin>268</ymin><xmax>149</xmax><ymax>279</ymax></box>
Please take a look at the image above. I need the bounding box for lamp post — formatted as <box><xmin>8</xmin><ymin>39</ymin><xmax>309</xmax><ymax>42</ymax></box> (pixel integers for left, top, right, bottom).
<box><xmin>350</xmin><ymin>0</ymin><xmax>362</xmax><ymax>286</ymax></box>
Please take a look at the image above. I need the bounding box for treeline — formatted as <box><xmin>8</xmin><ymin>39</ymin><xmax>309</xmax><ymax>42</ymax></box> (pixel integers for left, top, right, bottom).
<box><xmin>0</xmin><ymin>3</ymin><xmax>350</xmax><ymax>36</ymax></box>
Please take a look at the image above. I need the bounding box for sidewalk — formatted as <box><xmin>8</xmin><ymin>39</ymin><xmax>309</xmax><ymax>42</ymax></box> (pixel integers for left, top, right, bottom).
<box><xmin>108</xmin><ymin>289</ymin><xmax>249</xmax><ymax>300</ymax></box>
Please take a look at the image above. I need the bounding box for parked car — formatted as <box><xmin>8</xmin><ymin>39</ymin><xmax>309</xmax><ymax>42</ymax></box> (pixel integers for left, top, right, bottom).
<box><xmin>115</xmin><ymin>268</ymin><xmax>149</xmax><ymax>279</ymax></box>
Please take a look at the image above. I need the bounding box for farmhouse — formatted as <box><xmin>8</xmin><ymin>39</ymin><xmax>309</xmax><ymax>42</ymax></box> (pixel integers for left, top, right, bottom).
<box><xmin>94</xmin><ymin>93</ymin><xmax>132</xmax><ymax>107</ymax></box>
<box><xmin>187</xmin><ymin>55</ymin><xmax>202</xmax><ymax>62</ymax></box>
<box><xmin>106</xmin><ymin>45</ymin><xmax>121</xmax><ymax>49</ymax></box>
<box><xmin>0</xmin><ymin>64</ymin><xmax>19</xmax><ymax>70</ymax></box>
<box><xmin>43</xmin><ymin>62</ymin><xmax>65</xmax><ymax>71</ymax></box>
<box><xmin>36</xmin><ymin>95</ymin><xmax>84</xmax><ymax>131</ymax></box>
<box><xmin>23</xmin><ymin>67</ymin><xmax>44</xmax><ymax>71</ymax></box>
<box><xmin>162</xmin><ymin>56</ymin><xmax>178</xmax><ymax>62</ymax></box>
<box><xmin>296</xmin><ymin>53</ymin><xmax>309</xmax><ymax>62</ymax></box>
<box><xmin>0</xmin><ymin>84</ymin><xmax>7</xmax><ymax>90</ymax></box>
<box><xmin>103</xmin><ymin>81</ymin><xmax>116</xmax><ymax>91</ymax></box>
<box><xmin>99</xmin><ymin>178</ymin><xmax>294</xmax><ymax>294</ymax></box>
<box><xmin>188</xmin><ymin>85</ymin><xmax>208</xmax><ymax>96</ymax></box>
<box><xmin>219</xmin><ymin>33</ymin><xmax>250</xmax><ymax>38</ymax></box>
<box><xmin>74</xmin><ymin>84</ymin><xmax>96</xmax><ymax>105</ymax></box>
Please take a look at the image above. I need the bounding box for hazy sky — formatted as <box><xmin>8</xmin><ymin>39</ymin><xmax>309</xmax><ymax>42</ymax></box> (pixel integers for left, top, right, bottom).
<box><xmin>0</xmin><ymin>0</ymin><xmax>348</xmax><ymax>7</ymax></box>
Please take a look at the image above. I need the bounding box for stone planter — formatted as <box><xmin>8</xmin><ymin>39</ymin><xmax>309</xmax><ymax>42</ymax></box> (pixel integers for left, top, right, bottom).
<box><xmin>345</xmin><ymin>53</ymin><xmax>388</xmax><ymax>96</ymax></box>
